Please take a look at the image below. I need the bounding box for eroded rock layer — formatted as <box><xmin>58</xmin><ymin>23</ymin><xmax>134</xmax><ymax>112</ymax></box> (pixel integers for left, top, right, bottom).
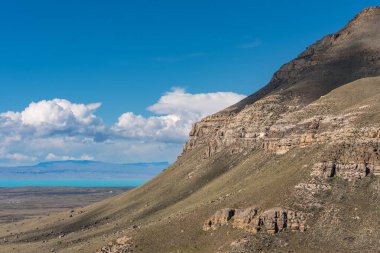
<box><xmin>203</xmin><ymin>207</ymin><xmax>308</xmax><ymax>235</ymax></box>
<box><xmin>183</xmin><ymin>7</ymin><xmax>380</xmax><ymax>168</ymax></box>
<box><xmin>184</xmin><ymin>91</ymin><xmax>380</xmax><ymax>175</ymax></box>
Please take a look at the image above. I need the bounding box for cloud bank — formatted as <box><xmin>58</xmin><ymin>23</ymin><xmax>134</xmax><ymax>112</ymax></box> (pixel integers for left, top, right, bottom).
<box><xmin>114</xmin><ymin>88</ymin><xmax>245</xmax><ymax>142</ymax></box>
<box><xmin>0</xmin><ymin>89</ymin><xmax>245</xmax><ymax>165</ymax></box>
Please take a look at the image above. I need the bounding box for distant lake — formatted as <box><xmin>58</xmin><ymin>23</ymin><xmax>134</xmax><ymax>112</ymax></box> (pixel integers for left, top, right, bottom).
<box><xmin>0</xmin><ymin>160</ymin><xmax>167</xmax><ymax>187</ymax></box>
<box><xmin>0</xmin><ymin>178</ymin><xmax>148</xmax><ymax>187</ymax></box>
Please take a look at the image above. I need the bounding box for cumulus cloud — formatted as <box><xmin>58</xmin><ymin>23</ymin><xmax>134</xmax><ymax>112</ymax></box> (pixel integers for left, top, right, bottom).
<box><xmin>114</xmin><ymin>112</ymin><xmax>186</xmax><ymax>142</ymax></box>
<box><xmin>0</xmin><ymin>89</ymin><xmax>246</xmax><ymax>165</ymax></box>
<box><xmin>0</xmin><ymin>99</ymin><xmax>106</xmax><ymax>140</ymax></box>
<box><xmin>21</xmin><ymin>99</ymin><xmax>101</xmax><ymax>126</ymax></box>
<box><xmin>113</xmin><ymin>88</ymin><xmax>246</xmax><ymax>142</ymax></box>
<box><xmin>147</xmin><ymin>88</ymin><xmax>245</xmax><ymax>115</ymax></box>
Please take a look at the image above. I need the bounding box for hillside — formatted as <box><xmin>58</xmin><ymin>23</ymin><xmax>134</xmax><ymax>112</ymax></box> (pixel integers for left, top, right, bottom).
<box><xmin>0</xmin><ymin>7</ymin><xmax>379</xmax><ymax>253</ymax></box>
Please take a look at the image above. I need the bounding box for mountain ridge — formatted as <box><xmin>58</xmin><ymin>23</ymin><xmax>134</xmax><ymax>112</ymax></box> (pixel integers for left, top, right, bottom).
<box><xmin>0</xmin><ymin>7</ymin><xmax>379</xmax><ymax>253</ymax></box>
<box><xmin>219</xmin><ymin>6</ymin><xmax>380</xmax><ymax>115</ymax></box>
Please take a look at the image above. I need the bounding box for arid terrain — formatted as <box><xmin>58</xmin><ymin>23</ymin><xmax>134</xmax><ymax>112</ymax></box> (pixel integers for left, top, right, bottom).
<box><xmin>0</xmin><ymin>187</ymin><xmax>131</xmax><ymax>223</ymax></box>
<box><xmin>0</xmin><ymin>6</ymin><xmax>379</xmax><ymax>253</ymax></box>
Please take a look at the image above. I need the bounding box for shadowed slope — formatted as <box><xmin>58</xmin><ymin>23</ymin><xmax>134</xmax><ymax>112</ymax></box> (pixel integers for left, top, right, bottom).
<box><xmin>222</xmin><ymin>7</ymin><xmax>380</xmax><ymax>114</ymax></box>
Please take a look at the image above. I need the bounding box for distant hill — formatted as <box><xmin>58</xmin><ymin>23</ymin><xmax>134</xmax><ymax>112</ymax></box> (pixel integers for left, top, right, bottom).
<box><xmin>0</xmin><ymin>160</ymin><xmax>169</xmax><ymax>180</ymax></box>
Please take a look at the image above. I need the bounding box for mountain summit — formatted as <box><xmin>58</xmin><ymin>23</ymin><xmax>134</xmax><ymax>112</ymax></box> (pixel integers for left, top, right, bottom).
<box><xmin>221</xmin><ymin>6</ymin><xmax>380</xmax><ymax>114</ymax></box>
<box><xmin>1</xmin><ymin>7</ymin><xmax>380</xmax><ymax>253</ymax></box>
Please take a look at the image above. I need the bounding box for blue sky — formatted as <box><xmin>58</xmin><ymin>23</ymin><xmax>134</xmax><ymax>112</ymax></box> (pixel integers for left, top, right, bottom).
<box><xmin>0</xmin><ymin>0</ymin><xmax>378</xmax><ymax>165</ymax></box>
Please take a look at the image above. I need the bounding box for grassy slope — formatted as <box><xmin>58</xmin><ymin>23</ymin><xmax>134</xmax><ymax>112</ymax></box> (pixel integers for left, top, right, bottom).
<box><xmin>0</xmin><ymin>77</ymin><xmax>379</xmax><ymax>253</ymax></box>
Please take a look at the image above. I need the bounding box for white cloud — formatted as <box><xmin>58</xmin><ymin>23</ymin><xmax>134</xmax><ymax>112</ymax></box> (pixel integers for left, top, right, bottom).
<box><xmin>114</xmin><ymin>112</ymin><xmax>186</xmax><ymax>142</ymax></box>
<box><xmin>45</xmin><ymin>153</ymin><xmax>94</xmax><ymax>161</ymax></box>
<box><xmin>21</xmin><ymin>99</ymin><xmax>101</xmax><ymax>126</ymax></box>
<box><xmin>113</xmin><ymin>88</ymin><xmax>246</xmax><ymax>142</ymax></box>
<box><xmin>0</xmin><ymin>99</ymin><xmax>106</xmax><ymax>140</ymax></box>
<box><xmin>0</xmin><ymin>89</ymin><xmax>246</xmax><ymax>165</ymax></box>
<box><xmin>0</xmin><ymin>150</ymin><xmax>37</xmax><ymax>162</ymax></box>
<box><xmin>147</xmin><ymin>88</ymin><xmax>245</xmax><ymax>116</ymax></box>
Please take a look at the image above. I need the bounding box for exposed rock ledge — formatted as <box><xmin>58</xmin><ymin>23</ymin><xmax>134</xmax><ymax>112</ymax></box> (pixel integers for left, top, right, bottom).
<box><xmin>183</xmin><ymin>92</ymin><xmax>380</xmax><ymax>160</ymax></box>
<box><xmin>203</xmin><ymin>207</ymin><xmax>308</xmax><ymax>235</ymax></box>
<box><xmin>311</xmin><ymin>161</ymin><xmax>378</xmax><ymax>180</ymax></box>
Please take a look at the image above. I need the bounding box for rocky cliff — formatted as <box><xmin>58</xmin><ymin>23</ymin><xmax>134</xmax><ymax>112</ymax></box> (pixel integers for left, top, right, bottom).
<box><xmin>184</xmin><ymin>78</ymin><xmax>380</xmax><ymax>178</ymax></box>
<box><xmin>93</xmin><ymin>8</ymin><xmax>380</xmax><ymax>252</ymax></box>
<box><xmin>1</xmin><ymin>7</ymin><xmax>380</xmax><ymax>253</ymax></box>
<box><xmin>183</xmin><ymin>7</ymin><xmax>380</xmax><ymax>179</ymax></box>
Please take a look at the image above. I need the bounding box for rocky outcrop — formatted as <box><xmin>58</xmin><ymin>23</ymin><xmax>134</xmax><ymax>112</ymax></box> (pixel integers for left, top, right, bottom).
<box><xmin>203</xmin><ymin>207</ymin><xmax>307</xmax><ymax>235</ymax></box>
<box><xmin>232</xmin><ymin>207</ymin><xmax>260</xmax><ymax>233</ymax></box>
<box><xmin>183</xmin><ymin>6</ymin><xmax>380</xmax><ymax>162</ymax></box>
<box><xmin>184</xmin><ymin>94</ymin><xmax>301</xmax><ymax>158</ymax></box>
<box><xmin>347</xmin><ymin>6</ymin><xmax>380</xmax><ymax>28</ymax></box>
<box><xmin>184</xmin><ymin>90</ymin><xmax>380</xmax><ymax>162</ymax></box>
<box><xmin>310</xmin><ymin>143</ymin><xmax>380</xmax><ymax>180</ymax></box>
<box><xmin>93</xmin><ymin>8</ymin><xmax>380</xmax><ymax>253</ymax></box>
<box><xmin>259</xmin><ymin>208</ymin><xmax>307</xmax><ymax>234</ymax></box>
<box><xmin>311</xmin><ymin>162</ymin><xmax>371</xmax><ymax>180</ymax></box>
<box><xmin>203</xmin><ymin>208</ymin><xmax>235</xmax><ymax>231</ymax></box>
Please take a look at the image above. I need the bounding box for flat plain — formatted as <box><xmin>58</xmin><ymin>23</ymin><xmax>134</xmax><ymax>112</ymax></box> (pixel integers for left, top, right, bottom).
<box><xmin>0</xmin><ymin>187</ymin><xmax>131</xmax><ymax>224</ymax></box>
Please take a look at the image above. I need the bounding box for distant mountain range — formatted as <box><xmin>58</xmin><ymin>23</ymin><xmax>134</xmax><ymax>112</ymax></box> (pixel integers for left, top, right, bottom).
<box><xmin>0</xmin><ymin>160</ymin><xmax>169</xmax><ymax>180</ymax></box>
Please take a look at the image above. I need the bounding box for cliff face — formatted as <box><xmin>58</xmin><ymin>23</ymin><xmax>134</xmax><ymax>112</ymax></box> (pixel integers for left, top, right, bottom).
<box><xmin>184</xmin><ymin>78</ymin><xmax>380</xmax><ymax>179</ymax></box>
<box><xmin>183</xmin><ymin>8</ymin><xmax>380</xmax><ymax>177</ymax></box>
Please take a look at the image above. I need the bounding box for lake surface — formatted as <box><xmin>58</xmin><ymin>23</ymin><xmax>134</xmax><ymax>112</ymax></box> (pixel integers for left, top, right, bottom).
<box><xmin>0</xmin><ymin>160</ymin><xmax>166</xmax><ymax>187</ymax></box>
<box><xmin>0</xmin><ymin>178</ymin><xmax>147</xmax><ymax>187</ymax></box>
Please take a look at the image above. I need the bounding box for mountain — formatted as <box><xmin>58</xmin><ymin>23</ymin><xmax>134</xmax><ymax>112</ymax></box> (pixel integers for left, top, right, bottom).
<box><xmin>0</xmin><ymin>7</ymin><xmax>379</xmax><ymax>253</ymax></box>
<box><xmin>0</xmin><ymin>160</ymin><xmax>168</xmax><ymax>180</ymax></box>
<box><xmin>220</xmin><ymin>6</ymin><xmax>380</xmax><ymax>114</ymax></box>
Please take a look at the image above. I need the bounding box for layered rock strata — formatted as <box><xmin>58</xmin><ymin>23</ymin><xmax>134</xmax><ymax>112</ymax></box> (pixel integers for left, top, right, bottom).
<box><xmin>203</xmin><ymin>207</ymin><xmax>307</xmax><ymax>235</ymax></box>
<box><xmin>183</xmin><ymin>7</ymin><xmax>380</xmax><ymax>171</ymax></box>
